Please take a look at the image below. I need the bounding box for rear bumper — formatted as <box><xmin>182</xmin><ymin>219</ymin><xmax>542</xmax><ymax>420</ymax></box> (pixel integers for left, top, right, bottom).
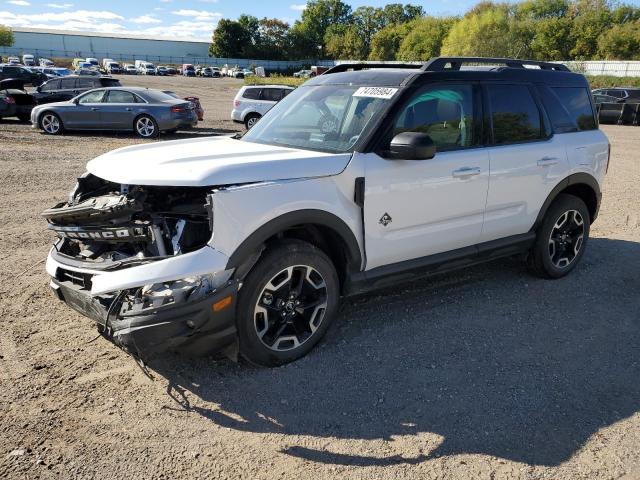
<box><xmin>50</xmin><ymin>277</ymin><xmax>238</xmax><ymax>356</ymax></box>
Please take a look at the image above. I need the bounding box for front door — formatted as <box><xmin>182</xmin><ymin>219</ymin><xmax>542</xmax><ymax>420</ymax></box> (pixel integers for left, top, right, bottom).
<box><xmin>364</xmin><ymin>83</ymin><xmax>490</xmax><ymax>270</ymax></box>
<box><xmin>101</xmin><ymin>90</ymin><xmax>140</xmax><ymax>129</ymax></box>
<box><xmin>64</xmin><ymin>89</ymin><xmax>106</xmax><ymax>129</ymax></box>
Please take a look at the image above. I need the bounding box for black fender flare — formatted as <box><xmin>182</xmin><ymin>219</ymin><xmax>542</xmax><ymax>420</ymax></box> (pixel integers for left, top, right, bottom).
<box><xmin>225</xmin><ymin>209</ymin><xmax>363</xmax><ymax>272</ymax></box>
<box><xmin>532</xmin><ymin>172</ymin><xmax>602</xmax><ymax>231</ymax></box>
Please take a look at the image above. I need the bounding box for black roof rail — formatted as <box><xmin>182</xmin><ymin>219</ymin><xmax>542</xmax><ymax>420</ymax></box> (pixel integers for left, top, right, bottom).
<box><xmin>423</xmin><ymin>57</ymin><xmax>570</xmax><ymax>72</ymax></box>
<box><xmin>322</xmin><ymin>62</ymin><xmax>422</xmax><ymax>75</ymax></box>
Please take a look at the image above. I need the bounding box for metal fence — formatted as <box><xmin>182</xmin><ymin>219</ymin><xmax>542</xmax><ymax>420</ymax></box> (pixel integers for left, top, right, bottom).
<box><xmin>2</xmin><ymin>47</ymin><xmax>640</xmax><ymax>76</ymax></box>
<box><xmin>0</xmin><ymin>46</ymin><xmax>335</xmax><ymax>71</ymax></box>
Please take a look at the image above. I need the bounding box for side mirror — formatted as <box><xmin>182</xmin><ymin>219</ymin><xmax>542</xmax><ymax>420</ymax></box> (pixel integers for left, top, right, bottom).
<box><xmin>72</xmin><ymin>98</ymin><xmax>79</xmax><ymax>104</ymax></box>
<box><xmin>36</xmin><ymin>85</ymin><xmax>42</xmax><ymax>92</ymax></box>
<box><xmin>388</xmin><ymin>132</ymin><xmax>436</xmax><ymax>160</ymax></box>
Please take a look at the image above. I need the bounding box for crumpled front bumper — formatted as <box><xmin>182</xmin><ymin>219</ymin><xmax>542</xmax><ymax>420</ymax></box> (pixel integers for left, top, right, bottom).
<box><xmin>46</xmin><ymin>245</ymin><xmax>238</xmax><ymax>356</ymax></box>
<box><xmin>50</xmin><ymin>278</ymin><xmax>238</xmax><ymax>356</ymax></box>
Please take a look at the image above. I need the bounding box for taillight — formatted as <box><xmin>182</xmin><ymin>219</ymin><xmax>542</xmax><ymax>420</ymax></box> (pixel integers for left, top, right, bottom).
<box><xmin>171</xmin><ymin>106</ymin><xmax>186</xmax><ymax>113</ymax></box>
<box><xmin>3</xmin><ymin>96</ymin><xmax>15</xmax><ymax>104</ymax></box>
<box><xmin>234</xmin><ymin>100</ymin><xmax>240</xmax><ymax>107</ymax></box>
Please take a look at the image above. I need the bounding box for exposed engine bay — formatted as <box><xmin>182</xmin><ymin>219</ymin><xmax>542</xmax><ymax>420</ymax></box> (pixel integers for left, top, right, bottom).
<box><xmin>43</xmin><ymin>173</ymin><xmax>213</xmax><ymax>267</ymax></box>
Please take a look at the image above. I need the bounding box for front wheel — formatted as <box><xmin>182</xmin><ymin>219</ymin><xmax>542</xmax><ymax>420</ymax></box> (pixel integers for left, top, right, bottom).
<box><xmin>40</xmin><ymin>112</ymin><xmax>63</xmax><ymax>135</ymax></box>
<box><xmin>236</xmin><ymin>240</ymin><xmax>340</xmax><ymax>367</ymax></box>
<box><xmin>134</xmin><ymin>115</ymin><xmax>159</xmax><ymax>138</ymax></box>
<box><xmin>528</xmin><ymin>194</ymin><xmax>590</xmax><ymax>279</ymax></box>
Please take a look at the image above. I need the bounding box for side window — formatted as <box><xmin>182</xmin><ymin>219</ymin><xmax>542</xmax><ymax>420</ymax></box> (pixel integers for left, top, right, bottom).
<box><xmin>393</xmin><ymin>84</ymin><xmax>476</xmax><ymax>150</ymax></box>
<box><xmin>488</xmin><ymin>84</ymin><xmax>542</xmax><ymax>144</ymax></box>
<box><xmin>41</xmin><ymin>80</ymin><xmax>60</xmax><ymax>92</ymax></box>
<box><xmin>549</xmin><ymin>87</ymin><xmax>597</xmax><ymax>131</ymax></box>
<box><xmin>106</xmin><ymin>90</ymin><xmax>136</xmax><ymax>103</ymax></box>
<box><xmin>282</xmin><ymin>88</ymin><xmax>293</xmax><ymax>98</ymax></box>
<box><xmin>261</xmin><ymin>88</ymin><xmax>282</xmax><ymax>102</ymax></box>
<box><xmin>242</xmin><ymin>88</ymin><xmax>261</xmax><ymax>100</ymax></box>
<box><xmin>78</xmin><ymin>90</ymin><xmax>105</xmax><ymax>104</ymax></box>
<box><xmin>77</xmin><ymin>78</ymin><xmax>95</xmax><ymax>89</ymax></box>
<box><xmin>60</xmin><ymin>78</ymin><xmax>76</xmax><ymax>89</ymax></box>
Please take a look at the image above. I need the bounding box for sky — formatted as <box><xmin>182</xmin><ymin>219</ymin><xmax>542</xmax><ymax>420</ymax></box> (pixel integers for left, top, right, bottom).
<box><xmin>0</xmin><ymin>0</ymin><xmax>485</xmax><ymax>40</ymax></box>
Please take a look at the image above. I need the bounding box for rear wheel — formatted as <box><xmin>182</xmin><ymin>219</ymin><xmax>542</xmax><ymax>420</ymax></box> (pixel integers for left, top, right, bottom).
<box><xmin>40</xmin><ymin>112</ymin><xmax>63</xmax><ymax>135</ymax></box>
<box><xmin>236</xmin><ymin>240</ymin><xmax>340</xmax><ymax>367</ymax></box>
<box><xmin>244</xmin><ymin>113</ymin><xmax>261</xmax><ymax>130</ymax></box>
<box><xmin>528</xmin><ymin>194</ymin><xmax>590</xmax><ymax>278</ymax></box>
<box><xmin>134</xmin><ymin>115</ymin><xmax>159</xmax><ymax>138</ymax></box>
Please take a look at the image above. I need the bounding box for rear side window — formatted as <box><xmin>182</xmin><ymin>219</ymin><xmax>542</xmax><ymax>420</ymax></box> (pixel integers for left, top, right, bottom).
<box><xmin>488</xmin><ymin>84</ymin><xmax>543</xmax><ymax>144</ymax></box>
<box><xmin>242</xmin><ymin>88</ymin><xmax>261</xmax><ymax>100</ymax></box>
<box><xmin>77</xmin><ymin>78</ymin><xmax>96</xmax><ymax>89</ymax></box>
<box><xmin>106</xmin><ymin>90</ymin><xmax>136</xmax><ymax>103</ymax></box>
<box><xmin>41</xmin><ymin>79</ymin><xmax>60</xmax><ymax>92</ymax></box>
<box><xmin>60</xmin><ymin>78</ymin><xmax>76</xmax><ymax>89</ymax></box>
<box><xmin>261</xmin><ymin>88</ymin><xmax>282</xmax><ymax>102</ymax></box>
<box><xmin>539</xmin><ymin>86</ymin><xmax>596</xmax><ymax>132</ymax></box>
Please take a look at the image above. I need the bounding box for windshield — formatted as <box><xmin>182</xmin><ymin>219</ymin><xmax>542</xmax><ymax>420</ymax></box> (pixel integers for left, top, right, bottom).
<box><xmin>241</xmin><ymin>85</ymin><xmax>396</xmax><ymax>153</ymax></box>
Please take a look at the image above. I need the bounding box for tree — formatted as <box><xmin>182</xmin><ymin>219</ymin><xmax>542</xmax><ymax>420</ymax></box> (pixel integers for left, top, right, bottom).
<box><xmin>396</xmin><ymin>17</ymin><xmax>455</xmax><ymax>61</ymax></box>
<box><xmin>380</xmin><ymin>3</ymin><xmax>425</xmax><ymax>26</ymax></box>
<box><xmin>569</xmin><ymin>0</ymin><xmax>613</xmax><ymax>59</ymax></box>
<box><xmin>0</xmin><ymin>24</ymin><xmax>13</xmax><ymax>47</ymax></box>
<box><xmin>352</xmin><ymin>6</ymin><xmax>385</xmax><ymax>55</ymax></box>
<box><xmin>210</xmin><ymin>19</ymin><xmax>251</xmax><ymax>58</ymax></box>
<box><xmin>238</xmin><ymin>14</ymin><xmax>261</xmax><ymax>58</ymax></box>
<box><xmin>597</xmin><ymin>20</ymin><xmax>640</xmax><ymax>59</ymax></box>
<box><xmin>325</xmin><ymin>24</ymin><xmax>367</xmax><ymax>59</ymax></box>
<box><xmin>257</xmin><ymin>18</ymin><xmax>291</xmax><ymax>60</ymax></box>
<box><xmin>290</xmin><ymin>0</ymin><xmax>352</xmax><ymax>58</ymax></box>
<box><xmin>368</xmin><ymin>22</ymin><xmax>413</xmax><ymax>60</ymax></box>
<box><xmin>441</xmin><ymin>5</ymin><xmax>527</xmax><ymax>58</ymax></box>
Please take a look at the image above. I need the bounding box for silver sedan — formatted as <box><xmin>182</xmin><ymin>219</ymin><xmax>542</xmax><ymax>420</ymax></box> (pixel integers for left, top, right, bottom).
<box><xmin>31</xmin><ymin>87</ymin><xmax>198</xmax><ymax>138</ymax></box>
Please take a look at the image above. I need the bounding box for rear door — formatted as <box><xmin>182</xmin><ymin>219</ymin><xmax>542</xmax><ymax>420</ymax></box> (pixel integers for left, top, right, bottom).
<box><xmin>480</xmin><ymin>83</ymin><xmax>569</xmax><ymax>243</ymax></box>
<box><xmin>58</xmin><ymin>77</ymin><xmax>79</xmax><ymax>101</ymax></box>
<box><xmin>101</xmin><ymin>90</ymin><xmax>140</xmax><ymax>129</ymax></box>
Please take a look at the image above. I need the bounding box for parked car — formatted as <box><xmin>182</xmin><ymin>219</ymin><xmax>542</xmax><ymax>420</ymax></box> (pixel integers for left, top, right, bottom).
<box><xmin>33</xmin><ymin>75</ymin><xmax>121</xmax><ymax>105</ymax></box>
<box><xmin>0</xmin><ymin>64</ymin><xmax>47</xmax><ymax>86</ymax></box>
<box><xmin>0</xmin><ymin>79</ymin><xmax>36</xmax><ymax>121</ymax></box>
<box><xmin>39</xmin><ymin>58</ymin><xmax>55</xmax><ymax>67</ymax></box>
<box><xmin>231</xmin><ymin>85</ymin><xmax>295</xmax><ymax>129</ymax></box>
<box><xmin>74</xmin><ymin>68</ymin><xmax>102</xmax><ymax>76</ymax></box>
<box><xmin>156</xmin><ymin>66</ymin><xmax>169</xmax><ymax>76</ymax></box>
<box><xmin>41</xmin><ymin>57</ymin><xmax>609</xmax><ymax>367</ymax></box>
<box><xmin>210</xmin><ymin>67</ymin><xmax>221</xmax><ymax>78</ymax></box>
<box><xmin>200</xmin><ymin>67</ymin><xmax>214</xmax><ymax>77</ymax></box>
<box><xmin>166</xmin><ymin>67</ymin><xmax>177</xmax><ymax>75</ymax></box>
<box><xmin>22</xmin><ymin>54</ymin><xmax>35</xmax><ymax>66</ymax></box>
<box><xmin>182</xmin><ymin>64</ymin><xmax>196</xmax><ymax>77</ymax></box>
<box><xmin>32</xmin><ymin>87</ymin><xmax>198</xmax><ymax>137</ymax></box>
<box><xmin>592</xmin><ymin>88</ymin><xmax>640</xmax><ymax>103</ymax></box>
<box><xmin>164</xmin><ymin>90</ymin><xmax>204</xmax><ymax>121</ymax></box>
<box><xmin>123</xmin><ymin>64</ymin><xmax>137</xmax><ymax>75</ymax></box>
<box><xmin>7</xmin><ymin>56</ymin><xmax>20</xmax><ymax>65</ymax></box>
<box><xmin>85</xmin><ymin>57</ymin><xmax>100</xmax><ymax>68</ymax></box>
<box><xmin>592</xmin><ymin>93</ymin><xmax>620</xmax><ymax>105</ymax></box>
<box><xmin>105</xmin><ymin>62</ymin><xmax>122</xmax><ymax>74</ymax></box>
<box><xmin>293</xmin><ymin>69</ymin><xmax>312</xmax><ymax>78</ymax></box>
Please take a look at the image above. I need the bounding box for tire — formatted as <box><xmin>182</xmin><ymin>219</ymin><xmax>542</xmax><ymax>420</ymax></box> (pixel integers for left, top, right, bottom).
<box><xmin>134</xmin><ymin>115</ymin><xmax>159</xmax><ymax>138</ymax></box>
<box><xmin>39</xmin><ymin>112</ymin><xmax>63</xmax><ymax>135</ymax></box>
<box><xmin>244</xmin><ymin>113</ymin><xmax>261</xmax><ymax>130</ymax></box>
<box><xmin>528</xmin><ymin>194</ymin><xmax>590</xmax><ymax>279</ymax></box>
<box><xmin>236</xmin><ymin>239</ymin><xmax>340</xmax><ymax>367</ymax></box>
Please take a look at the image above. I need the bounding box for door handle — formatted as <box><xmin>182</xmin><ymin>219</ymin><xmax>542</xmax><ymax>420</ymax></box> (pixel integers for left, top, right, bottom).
<box><xmin>452</xmin><ymin>167</ymin><xmax>481</xmax><ymax>178</ymax></box>
<box><xmin>91</xmin><ymin>107</ymin><xmax>99</xmax><ymax>111</ymax></box>
<box><xmin>125</xmin><ymin>108</ymin><xmax>132</xmax><ymax>111</ymax></box>
<box><xmin>537</xmin><ymin>157</ymin><xmax>559</xmax><ymax>167</ymax></box>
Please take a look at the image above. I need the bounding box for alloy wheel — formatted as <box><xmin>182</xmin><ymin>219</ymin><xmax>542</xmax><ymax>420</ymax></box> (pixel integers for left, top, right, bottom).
<box><xmin>136</xmin><ymin>117</ymin><xmax>155</xmax><ymax>137</ymax></box>
<box><xmin>548</xmin><ymin>209</ymin><xmax>585</xmax><ymax>268</ymax></box>
<box><xmin>42</xmin><ymin>114</ymin><xmax>60</xmax><ymax>134</ymax></box>
<box><xmin>253</xmin><ymin>265</ymin><xmax>328</xmax><ymax>352</ymax></box>
<box><xmin>247</xmin><ymin>116</ymin><xmax>258</xmax><ymax>129</ymax></box>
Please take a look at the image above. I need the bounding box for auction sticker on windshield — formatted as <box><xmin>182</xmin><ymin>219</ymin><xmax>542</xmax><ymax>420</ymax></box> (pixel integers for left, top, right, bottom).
<box><xmin>353</xmin><ymin>87</ymin><xmax>398</xmax><ymax>99</ymax></box>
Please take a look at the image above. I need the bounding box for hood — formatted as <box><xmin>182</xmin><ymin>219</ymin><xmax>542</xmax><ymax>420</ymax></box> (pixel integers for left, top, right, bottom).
<box><xmin>86</xmin><ymin>136</ymin><xmax>352</xmax><ymax>186</ymax></box>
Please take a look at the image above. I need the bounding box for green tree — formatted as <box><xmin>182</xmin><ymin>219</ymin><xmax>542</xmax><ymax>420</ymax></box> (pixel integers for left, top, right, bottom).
<box><xmin>441</xmin><ymin>5</ymin><xmax>527</xmax><ymax>58</ymax></box>
<box><xmin>353</xmin><ymin>6</ymin><xmax>385</xmax><ymax>55</ymax></box>
<box><xmin>569</xmin><ymin>0</ymin><xmax>613</xmax><ymax>59</ymax></box>
<box><xmin>325</xmin><ymin>24</ymin><xmax>367</xmax><ymax>59</ymax></box>
<box><xmin>0</xmin><ymin>24</ymin><xmax>13</xmax><ymax>47</ymax></box>
<box><xmin>597</xmin><ymin>20</ymin><xmax>640</xmax><ymax>59</ymax></box>
<box><xmin>368</xmin><ymin>21</ymin><xmax>413</xmax><ymax>60</ymax></box>
<box><xmin>396</xmin><ymin>17</ymin><xmax>455</xmax><ymax>61</ymax></box>
<box><xmin>380</xmin><ymin>3</ymin><xmax>425</xmax><ymax>25</ymax></box>
<box><xmin>256</xmin><ymin>18</ymin><xmax>291</xmax><ymax>60</ymax></box>
<box><xmin>210</xmin><ymin>19</ymin><xmax>251</xmax><ymax>58</ymax></box>
<box><xmin>290</xmin><ymin>0</ymin><xmax>352</xmax><ymax>58</ymax></box>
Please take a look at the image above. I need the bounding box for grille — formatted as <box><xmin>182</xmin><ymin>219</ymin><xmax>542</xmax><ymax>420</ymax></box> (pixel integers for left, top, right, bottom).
<box><xmin>57</xmin><ymin>268</ymin><xmax>93</xmax><ymax>290</ymax></box>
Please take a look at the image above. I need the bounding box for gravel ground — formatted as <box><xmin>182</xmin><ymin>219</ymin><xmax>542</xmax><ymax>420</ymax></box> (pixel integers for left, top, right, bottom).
<box><xmin>0</xmin><ymin>75</ymin><xmax>639</xmax><ymax>480</ymax></box>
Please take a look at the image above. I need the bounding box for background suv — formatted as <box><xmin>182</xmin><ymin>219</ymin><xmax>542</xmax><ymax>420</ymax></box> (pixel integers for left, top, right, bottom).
<box><xmin>592</xmin><ymin>87</ymin><xmax>640</xmax><ymax>103</ymax></box>
<box><xmin>231</xmin><ymin>85</ymin><xmax>295</xmax><ymax>129</ymax></box>
<box><xmin>34</xmin><ymin>76</ymin><xmax>121</xmax><ymax>104</ymax></box>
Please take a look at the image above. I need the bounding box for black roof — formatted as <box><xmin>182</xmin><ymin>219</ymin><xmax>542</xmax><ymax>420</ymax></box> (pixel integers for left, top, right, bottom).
<box><xmin>306</xmin><ymin>57</ymin><xmax>589</xmax><ymax>89</ymax></box>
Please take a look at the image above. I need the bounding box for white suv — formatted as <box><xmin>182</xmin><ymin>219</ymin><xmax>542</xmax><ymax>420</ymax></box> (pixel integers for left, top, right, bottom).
<box><xmin>44</xmin><ymin>57</ymin><xmax>609</xmax><ymax>367</ymax></box>
<box><xmin>231</xmin><ymin>85</ymin><xmax>295</xmax><ymax>129</ymax></box>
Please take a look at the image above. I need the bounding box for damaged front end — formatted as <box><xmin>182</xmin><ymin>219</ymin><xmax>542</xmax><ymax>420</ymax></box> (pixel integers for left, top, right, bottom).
<box><xmin>44</xmin><ymin>173</ymin><xmax>237</xmax><ymax>357</ymax></box>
